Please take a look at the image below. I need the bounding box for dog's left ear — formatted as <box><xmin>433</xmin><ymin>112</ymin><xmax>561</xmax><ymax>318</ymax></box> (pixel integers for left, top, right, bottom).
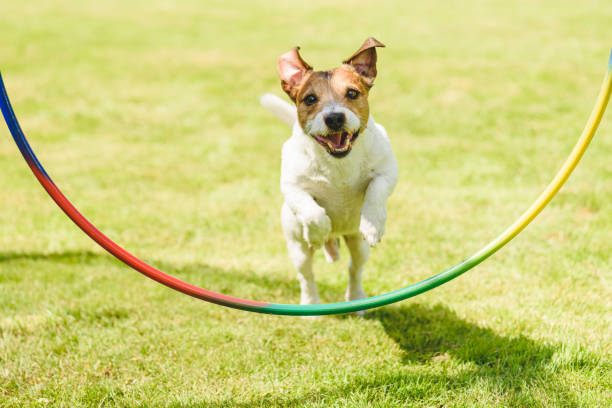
<box><xmin>343</xmin><ymin>37</ymin><xmax>385</xmax><ymax>87</ymax></box>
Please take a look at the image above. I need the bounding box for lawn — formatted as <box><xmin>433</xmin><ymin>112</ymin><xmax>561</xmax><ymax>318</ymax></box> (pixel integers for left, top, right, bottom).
<box><xmin>1</xmin><ymin>1</ymin><xmax>611</xmax><ymax>407</ymax></box>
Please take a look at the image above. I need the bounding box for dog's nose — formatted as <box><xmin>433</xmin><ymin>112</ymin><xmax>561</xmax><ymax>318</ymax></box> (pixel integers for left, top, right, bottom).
<box><xmin>324</xmin><ymin>112</ymin><xmax>346</xmax><ymax>131</ymax></box>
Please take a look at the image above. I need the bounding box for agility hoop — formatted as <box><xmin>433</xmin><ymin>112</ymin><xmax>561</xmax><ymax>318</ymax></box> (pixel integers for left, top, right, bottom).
<box><xmin>1</xmin><ymin>51</ymin><xmax>610</xmax><ymax>315</ymax></box>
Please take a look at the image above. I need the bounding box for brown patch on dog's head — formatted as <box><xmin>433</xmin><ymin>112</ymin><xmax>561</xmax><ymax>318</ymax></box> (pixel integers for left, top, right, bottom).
<box><xmin>276</xmin><ymin>38</ymin><xmax>385</xmax><ymax>157</ymax></box>
<box><xmin>295</xmin><ymin>65</ymin><xmax>372</xmax><ymax>132</ymax></box>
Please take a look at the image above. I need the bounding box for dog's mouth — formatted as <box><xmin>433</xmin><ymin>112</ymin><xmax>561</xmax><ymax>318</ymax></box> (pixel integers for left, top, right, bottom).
<box><xmin>311</xmin><ymin>131</ymin><xmax>360</xmax><ymax>158</ymax></box>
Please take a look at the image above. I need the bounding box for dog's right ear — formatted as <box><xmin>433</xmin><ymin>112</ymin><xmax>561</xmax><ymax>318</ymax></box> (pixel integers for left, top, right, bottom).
<box><xmin>277</xmin><ymin>47</ymin><xmax>312</xmax><ymax>101</ymax></box>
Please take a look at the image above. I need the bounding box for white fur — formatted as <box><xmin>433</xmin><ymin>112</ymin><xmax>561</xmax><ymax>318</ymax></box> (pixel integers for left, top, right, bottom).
<box><xmin>261</xmin><ymin>94</ymin><xmax>398</xmax><ymax>313</ymax></box>
<box><xmin>304</xmin><ymin>104</ymin><xmax>360</xmax><ymax>136</ymax></box>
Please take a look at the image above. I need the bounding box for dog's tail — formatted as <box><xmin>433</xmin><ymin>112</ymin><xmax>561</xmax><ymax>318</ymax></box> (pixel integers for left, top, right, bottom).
<box><xmin>260</xmin><ymin>93</ymin><xmax>297</xmax><ymax>127</ymax></box>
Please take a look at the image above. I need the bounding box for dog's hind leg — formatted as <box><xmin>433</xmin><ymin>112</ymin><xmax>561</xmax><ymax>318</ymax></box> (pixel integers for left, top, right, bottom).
<box><xmin>323</xmin><ymin>238</ymin><xmax>340</xmax><ymax>263</ymax></box>
<box><xmin>344</xmin><ymin>234</ymin><xmax>369</xmax><ymax>314</ymax></box>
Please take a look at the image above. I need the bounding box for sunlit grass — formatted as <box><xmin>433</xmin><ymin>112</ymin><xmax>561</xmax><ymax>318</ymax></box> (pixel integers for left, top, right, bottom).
<box><xmin>0</xmin><ymin>1</ymin><xmax>611</xmax><ymax>406</ymax></box>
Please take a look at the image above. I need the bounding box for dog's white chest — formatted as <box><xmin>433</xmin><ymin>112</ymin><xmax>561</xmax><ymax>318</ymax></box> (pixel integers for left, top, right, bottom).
<box><xmin>305</xmin><ymin>156</ymin><xmax>371</xmax><ymax>234</ymax></box>
<box><xmin>282</xmin><ymin>124</ymin><xmax>382</xmax><ymax>236</ymax></box>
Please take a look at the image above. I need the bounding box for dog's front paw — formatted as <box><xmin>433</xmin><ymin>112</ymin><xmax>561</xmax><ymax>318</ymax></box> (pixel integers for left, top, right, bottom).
<box><xmin>359</xmin><ymin>209</ymin><xmax>386</xmax><ymax>247</ymax></box>
<box><xmin>301</xmin><ymin>209</ymin><xmax>332</xmax><ymax>248</ymax></box>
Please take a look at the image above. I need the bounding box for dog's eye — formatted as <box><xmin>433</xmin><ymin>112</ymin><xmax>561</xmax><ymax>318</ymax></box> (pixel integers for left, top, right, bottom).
<box><xmin>346</xmin><ymin>89</ymin><xmax>360</xmax><ymax>99</ymax></box>
<box><xmin>303</xmin><ymin>94</ymin><xmax>318</xmax><ymax>106</ymax></box>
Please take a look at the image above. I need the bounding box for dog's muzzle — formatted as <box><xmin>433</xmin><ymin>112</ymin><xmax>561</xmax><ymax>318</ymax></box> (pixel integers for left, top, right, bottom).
<box><xmin>311</xmin><ymin>130</ymin><xmax>360</xmax><ymax>158</ymax></box>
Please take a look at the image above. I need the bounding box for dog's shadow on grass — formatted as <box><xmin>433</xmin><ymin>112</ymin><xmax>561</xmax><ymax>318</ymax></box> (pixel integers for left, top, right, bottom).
<box><xmin>201</xmin><ymin>303</ymin><xmax>587</xmax><ymax>407</ymax></box>
<box><xmin>367</xmin><ymin>303</ymin><xmax>554</xmax><ymax>368</ymax></box>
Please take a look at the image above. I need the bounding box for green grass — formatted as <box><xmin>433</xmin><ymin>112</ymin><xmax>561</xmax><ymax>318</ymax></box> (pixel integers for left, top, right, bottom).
<box><xmin>1</xmin><ymin>0</ymin><xmax>611</xmax><ymax>406</ymax></box>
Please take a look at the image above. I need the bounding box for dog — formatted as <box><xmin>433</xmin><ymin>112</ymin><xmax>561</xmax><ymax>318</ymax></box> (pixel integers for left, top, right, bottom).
<box><xmin>260</xmin><ymin>37</ymin><xmax>398</xmax><ymax>313</ymax></box>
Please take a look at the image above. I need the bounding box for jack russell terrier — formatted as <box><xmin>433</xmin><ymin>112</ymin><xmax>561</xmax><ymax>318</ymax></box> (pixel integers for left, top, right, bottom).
<box><xmin>261</xmin><ymin>38</ymin><xmax>398</xmax><ymax>313</ymax></box>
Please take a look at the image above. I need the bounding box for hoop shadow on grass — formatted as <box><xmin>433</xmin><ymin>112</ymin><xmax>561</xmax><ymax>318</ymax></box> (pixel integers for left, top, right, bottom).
<box><xmin>0</xmin><ymin>250</ymin><xmax>316</xmax><ymax>301</ymax></box>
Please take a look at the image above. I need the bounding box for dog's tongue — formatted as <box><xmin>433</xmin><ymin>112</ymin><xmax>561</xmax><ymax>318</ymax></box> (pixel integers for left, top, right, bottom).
<box><xmin>328</xmin><ymin>132</ymin><xmax>343</xmax><ymax>146</ymax></box>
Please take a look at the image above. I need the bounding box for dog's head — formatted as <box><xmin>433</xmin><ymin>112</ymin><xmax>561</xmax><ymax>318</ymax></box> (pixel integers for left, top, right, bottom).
<box><xmin>277</xmin><ymin>37</ymin><xmax>385</xmax><ymax>158</ymax></box>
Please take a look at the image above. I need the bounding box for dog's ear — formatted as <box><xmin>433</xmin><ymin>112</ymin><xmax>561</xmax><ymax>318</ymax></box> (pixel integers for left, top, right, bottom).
<box><xmin>343</xmin><ymin>37</ymin><xmax>385</xmax><ymax>86</ymax></box>
<box><xmin>277</xmin><ymin>47</ymin><xmax>312</xmax><ymax>101</ymax></box>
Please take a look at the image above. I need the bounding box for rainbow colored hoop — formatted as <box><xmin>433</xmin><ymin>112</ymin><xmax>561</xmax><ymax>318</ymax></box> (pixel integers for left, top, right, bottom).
<box><xmin>1</xmin><ymin>52</ymin><xmax>610</xmax><ymax>316</ymax></box>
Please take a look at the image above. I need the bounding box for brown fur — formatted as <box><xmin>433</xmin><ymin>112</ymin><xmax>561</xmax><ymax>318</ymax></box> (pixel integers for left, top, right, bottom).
<box><xmin>342</xmin><ymin>37</ymin><xmax>385</xmax><ymax>83</ymax></box>
<box><xmin>277</xmin><ymin>47</ymin><xmax>312</xmax><ymax>101</ymax></box>
<box><xmin>277</xmin><ymin>37</ymin><xmax>386</xmax><ymax>135</ymax></box>
<box><xmin>295</xmin><ymin>66</ymin><xmax>371</xmax><ymax>132</ymax></box>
